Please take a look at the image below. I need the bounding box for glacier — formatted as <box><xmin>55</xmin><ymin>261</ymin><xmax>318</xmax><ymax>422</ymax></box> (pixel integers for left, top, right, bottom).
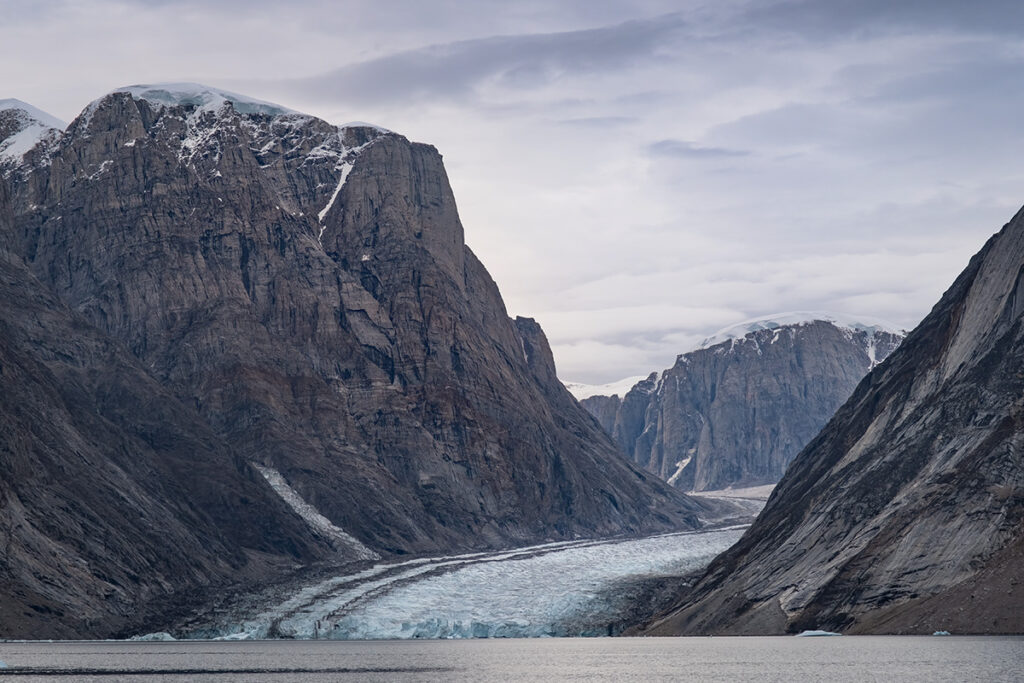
<box><xmin>189</xmin><ymin>527</ymin><xmax>745</xmax><ymax>640</ymax></box>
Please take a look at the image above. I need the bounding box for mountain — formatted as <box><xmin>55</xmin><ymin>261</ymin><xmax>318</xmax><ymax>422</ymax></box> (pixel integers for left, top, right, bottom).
<box><xmin>0</xmin><ymin>85</ymin><xmax>714</xmax><ymax>636</ymax></box>
<box><xmin>0</xmin><ymin>98</ymin><xmax>63</xmax><ymax>172</ymax></box>
<box><xmin>0</xmin><ymin>175</ymin><xmax>331</xmax><ymax>639</ymax></box>
<box><xmin>574</xmin><ymin>315</ymin><xmax>903</xmax><ymax>491</ymax></box>
<box><xmin>638</xmin><ymin>208</ymin><xmax>1024</xmax><ymax>635</ymax></box>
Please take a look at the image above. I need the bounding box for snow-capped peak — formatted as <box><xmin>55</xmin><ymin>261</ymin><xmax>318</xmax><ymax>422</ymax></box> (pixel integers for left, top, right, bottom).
<box><xmin>0</xmin><ymin>99</ymin><xmax>67</xmax><ymax>130</ymax></box>
<box><xmin>564</xmin><ymin>375</ymin><xmax>647</xmax><ymax>401</ymax></box>
<box><xmin>699</xmin><ymin>311</ymin><xmax>905</xmax><ymax>349</ymax></box>
<box><xmin>0</xmin><ymin>99</ymin><xmax>65</xmax><ymax>167</ymax></box>
<box><xmin>109</xmin><ymin>82</ymin><xmax>298</xmax><ymax>117</ymax></box>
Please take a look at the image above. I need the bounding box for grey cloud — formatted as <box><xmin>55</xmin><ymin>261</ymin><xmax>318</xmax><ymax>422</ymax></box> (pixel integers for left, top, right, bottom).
<box><xmin>646</xmin><ymin>139</ymin><xmax>749</xmax><ymax>158</ymax></box>
<box><xmin>275</xmin><ymin>13</ymin><xmax>688</xmax><ymax>106</ymax></box>
<box><xmin>556</xmin><ymin>116</ymin><xmax>636</xmax><ymax>127</ymax></box>
<box><xmin>739</xmin><ymin>0</ymin><xmax>1024</xmax><ymax>39</ymax></box>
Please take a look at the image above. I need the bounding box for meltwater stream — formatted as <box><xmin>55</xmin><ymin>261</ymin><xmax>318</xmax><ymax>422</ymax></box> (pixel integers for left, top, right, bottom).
<box><xmin>186</xmin><ymin>526</ymin><xmax>746</xmax><ymax>640</ymax></box>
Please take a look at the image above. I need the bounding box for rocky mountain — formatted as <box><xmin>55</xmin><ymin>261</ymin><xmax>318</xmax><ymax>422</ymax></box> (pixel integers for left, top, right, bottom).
<box><xmin>638</xmin><ymin>208</ymin><xmax>1024</xmax><ymax>635</ymax></box>
<box><xmin>574</xmin><ymin>315</ymin><xmax>903</xmax><ymax>491</ymax></box>
<box><xmin>0</xmin><ymin>85</ymin><xmax>714</xmax><ymax>638</ymax></box>
<box><xmin>0</xmin><ymin>176</ymin><xmax>333</xmax><ymax>639</ymax></box>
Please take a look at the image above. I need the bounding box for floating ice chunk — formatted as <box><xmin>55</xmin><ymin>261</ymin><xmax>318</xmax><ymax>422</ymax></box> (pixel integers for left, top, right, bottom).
<box><xmin>129</xmin><ymin>632</ymin><xmax>176</xmax><ymax>641</ymax></box>
<box><xmin>933</xmin><ymin>630</ymin><xmax>951</xmax><ymax>636</ymax></box>
<box><xmin>213</xmin><ymin>631</ymin><xmax>254</xmax><ymax>641</ymax></box>
<box><xmin>0</xmin><ymin>660</ymin><xmax>6</xmax><ymax>668</ymax></box>
<box><xmin>795</xmin><ymin>630</ymin><xmax>842</xmax><ymax>637</ymax></box>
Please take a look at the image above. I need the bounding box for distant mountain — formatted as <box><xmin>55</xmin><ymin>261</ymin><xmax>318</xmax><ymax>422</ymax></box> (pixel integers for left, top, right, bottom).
<box><xmin>0</xmin><ymin>85</ymin><xmax>713</xmax><ymax>637</ymax></box>
<box><xmin>573</xmin><ymin>315</ymin><xmax>904</xmax><ymax>491</ymax></box>
<box><xmin>640</xmin><ymin>208</ymin><xmax>1024</xmax><ymax>635</ymax></box>
<box><xmin>0</xmin><ymin>98</ymin><xmax>63</xmax><ymax>171</ymax></box>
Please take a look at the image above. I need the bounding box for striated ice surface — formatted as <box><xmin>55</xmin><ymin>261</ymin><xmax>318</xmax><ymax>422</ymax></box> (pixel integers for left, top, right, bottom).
<box><xmin>198</xmin><ymin>527</ymin><xmax>745</xmax><ymax>640</ymax></box>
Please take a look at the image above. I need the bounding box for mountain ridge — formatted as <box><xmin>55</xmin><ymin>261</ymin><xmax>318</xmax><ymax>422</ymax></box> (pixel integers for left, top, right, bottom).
<box><xmin>576</xmin><ymin>317</ymin><xmax>903</xmax><ymax>491</ymax></box>
<box><xmin>0</xmin><ymin>86</ymin><xmax>715</xmax><ymax>637</ymax></box>
<box><xmin>637</xmin><ymin>207</ymin><xmax>1024</xmax><ymax>635</ymax></box>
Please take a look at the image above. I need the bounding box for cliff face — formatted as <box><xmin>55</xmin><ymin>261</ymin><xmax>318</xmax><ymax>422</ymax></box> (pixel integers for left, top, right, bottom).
<box><xmin>0</xmin><ymin>86</ymin><xmax>709</xmax><ymax>636</ymax></box>
<box><xmin>580</xmin><ymin>319</ymin><xmax>902</xmax><ymax>491</ymax></box>
<box><xmin>640</xmin><ymin>208</ymin><xmax>1024</xmax><ymax>635</ymax></box>
<box><xmin>0</xmin><ymin>177</ymin><xmax>327</xmax><ymax>639</ymax></box>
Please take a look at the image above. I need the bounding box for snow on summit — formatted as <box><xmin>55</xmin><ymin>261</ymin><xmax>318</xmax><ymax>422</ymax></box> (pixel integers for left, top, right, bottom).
<box><xmin>0</xmin><ymin>99</ymin><xmax>64</xmax><ymax>167</ymax></box>
<box><xmin>0</xmin><ymin>99</ymin><xmax>66</xmax><ymax>130</ymax></box>
<box><xmin>110</xmin><ymin>83</ymin><xmax>298</xmax><ymax>117</ymax></box>
<box><xmin>699</xmin><ymin>311</ymin><xmax>905</xmax><ymax>349</ymax></box>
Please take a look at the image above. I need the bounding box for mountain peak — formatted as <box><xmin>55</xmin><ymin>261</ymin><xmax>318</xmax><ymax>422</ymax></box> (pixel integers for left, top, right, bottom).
<box><xmin>699</xmin><ymin>311</ymin><xmax>905</xmax><ymax>349</ymax></box>
<box><xmin>0</xmin><ymin>99</ymin><xmax>65</xmax><ymax>167</ymax></box>
<box><xmin>106</xmin><ymin>82</ymin><xmax>298</xmax><ymax>117</ymax></box>
<box><xmin>0</xmin><ymin>98</ymin><xmax>67</xmax><ymax>130</ymax></box>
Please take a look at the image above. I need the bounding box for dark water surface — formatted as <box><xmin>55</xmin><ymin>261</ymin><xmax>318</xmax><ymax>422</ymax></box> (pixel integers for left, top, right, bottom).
<box><xmin>0</xmin><ymin>636</ymin><xmax>1020</xmax><ymax>682</ymax></box>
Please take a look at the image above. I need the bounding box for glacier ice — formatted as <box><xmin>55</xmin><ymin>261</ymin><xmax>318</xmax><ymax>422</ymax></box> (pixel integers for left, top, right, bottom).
<box><xmin>197</xmin><ymin>527</ymin><xmax>745</xmax><ymax>640</ymax></box>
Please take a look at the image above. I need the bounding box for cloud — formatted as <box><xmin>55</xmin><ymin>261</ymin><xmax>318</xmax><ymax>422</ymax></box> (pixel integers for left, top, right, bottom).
<box><xmin>739</xmin><ymin>0</ymin><xmax>1024</xmax><ymax>39</ymax></box>
<box><xmin>557</xmin><ymin>116</ymin><xmax>636</xmax><ymax>127</ymax></box>
<box><xmin>646</xmin><ymin>139</ymin><xmax>749</xmax><ymax>158</ymax></box>
<box><xmin>274</xmin><ymin>13</ymin><xmax>688</xmax><ymax>106</ymax></box>
<box><xmin>3</xmin><ymin>0</ymin><xmax>1022</xmax><ymax>383</ymax></box>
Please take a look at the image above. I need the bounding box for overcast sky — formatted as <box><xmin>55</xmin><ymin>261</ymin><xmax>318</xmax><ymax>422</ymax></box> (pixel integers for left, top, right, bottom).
<box><xmin>4</xmin><ymin>0</ymin><xmax>1023</xmax><ymax>382</ymax></box>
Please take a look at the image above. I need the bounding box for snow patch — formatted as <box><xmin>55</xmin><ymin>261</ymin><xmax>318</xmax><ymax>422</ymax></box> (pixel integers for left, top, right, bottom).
<box><xmin>254</xmin><ymin>464</ymin><xmax>378</xmax><ymax>561</ymax></box>
<box><xmin>666</xmin><ymin>456</ymin><xmax>692</xmax><ymax>486</ymax></box>
<box><xmin>564</xmin><ymin>375</ymin><xmax>646</xmax><ymax>400</ymax></box>
<box><xmin>318</xmin><ymin>160</ymin><xmax>354</xmax><ymax>224</ymax></box>
<box><xmin>85</xmin><ymin>159</ymin><xmax>112</xmax><ymax>180</ymax></box>
<box><xmin>315</xmin><ymin>135</ymin><xmax>380</xmax><ymax>245</ymax></box>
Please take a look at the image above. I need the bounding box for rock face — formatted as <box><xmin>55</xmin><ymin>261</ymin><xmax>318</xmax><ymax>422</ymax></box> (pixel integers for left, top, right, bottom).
<box><xmin>639</xmin><ymin>208</ymin><xmax>1024</xmax><ymax>635</ymax></box>
<box><xmin>0</xmin><ymin>178</ymin><xmax>327</xmax><ymax>639</ymax></box>
<box><xmin>578</xmin><ymin>317</ymin><xmax>903</xmax><ymax>491</ymax></box>
<box><xmin>0</xmin><ymin>85</ymin><xmax>710</xmax><ymax>636</ymax></box>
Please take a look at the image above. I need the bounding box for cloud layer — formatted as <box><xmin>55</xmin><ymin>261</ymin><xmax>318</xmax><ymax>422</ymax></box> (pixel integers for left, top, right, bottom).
<box><xmin>3</xmin><ymin>0</ymin><xmax>1022</xmax><ymax>382</ymax></box>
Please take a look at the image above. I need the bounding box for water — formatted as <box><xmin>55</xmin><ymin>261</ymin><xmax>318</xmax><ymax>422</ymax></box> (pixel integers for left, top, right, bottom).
<box><xmin>0</xmin><ymin>637</ymin><xmax>1020</xmax><ymax>681</ymax></box>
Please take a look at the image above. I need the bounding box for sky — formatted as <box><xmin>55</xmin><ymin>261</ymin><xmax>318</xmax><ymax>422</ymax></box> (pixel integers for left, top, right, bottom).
<box><xmin>4</xmin><ymin>0</ymin><xmax>1023</xmax><ymax>383</ymax></box>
